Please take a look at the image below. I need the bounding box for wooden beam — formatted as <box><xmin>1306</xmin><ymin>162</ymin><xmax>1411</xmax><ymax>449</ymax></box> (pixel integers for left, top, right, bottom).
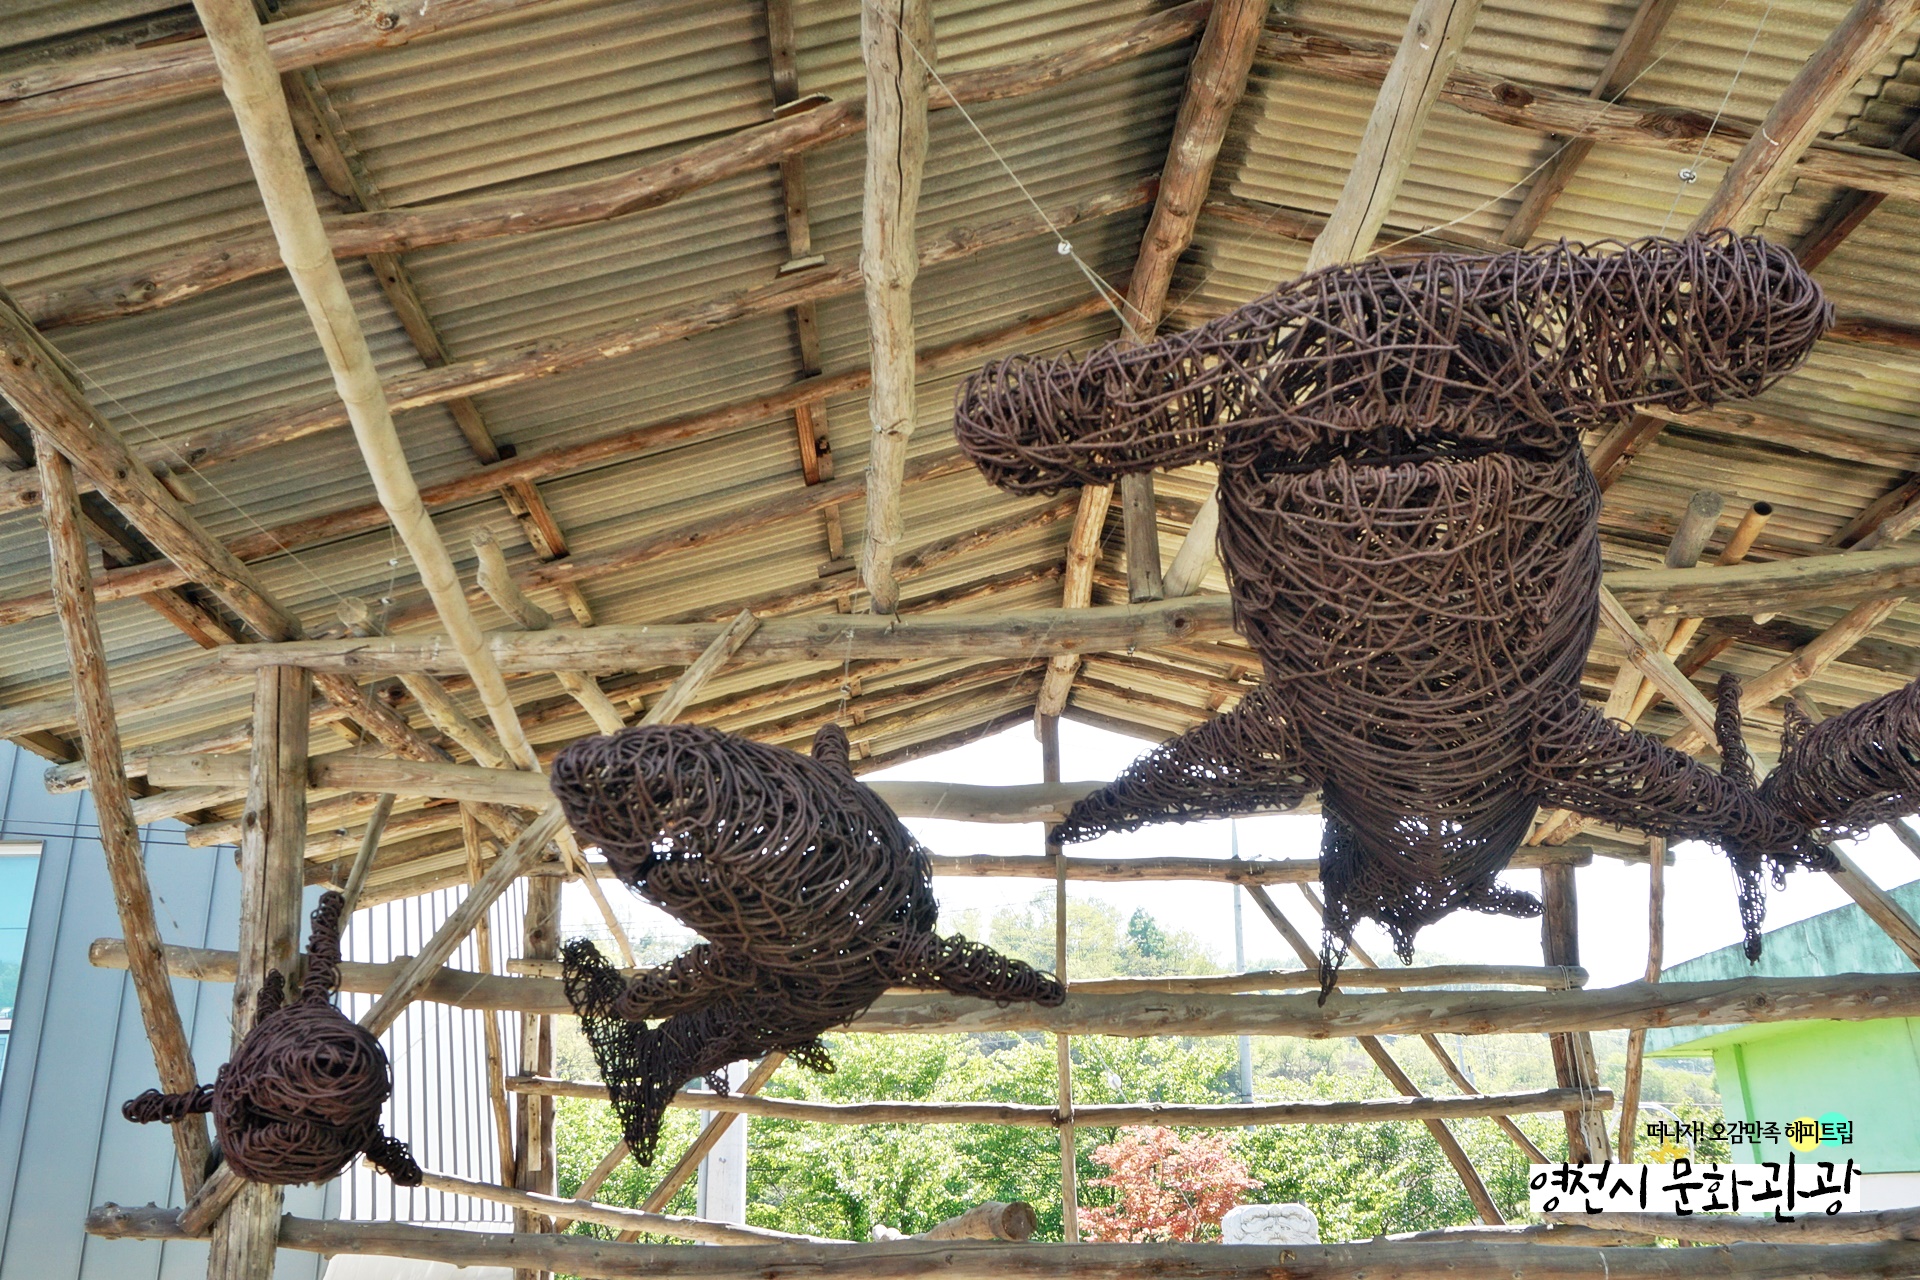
<box><xmin>203</xmin><ymin>597</ymin><xmax>1238</xmax><ymax>675</ymax></box>
<box><xmin>0</xmin><ymin>295</ymin><xmax>300</xmax><ymax>642</ymax></box>
<box><xmin>1114</xmin><ymin>0</ymin><xmax>1268</xmax><ymax>604</ymax></box>
<box><xmin>1253</xmin><ymin>17</ymin><xmax>1920</xmax><ymax>222</ymax></box>
<box><xmin>0</xmin><ymin>185</ymin><xmax>1149</xmax><ymax>523</ymax></box>
<box><xmin>209</xmin><ymin>665</ymin><xmax>311</xmax><ymax>1280</ymax></box>
<box><xmin>1308</xmin><ymin>0</ymin><xmax>1487</xmax><ymax>271</ymax></box>
<box><xmin>513</xmin><ymin>1076</ymin><xmax>1609</xmax><ymax>1129</ymax></box>
<box><xmin>644</xmin><ymin>610</ymin><xmax>761</xmax><ymax>726</ymax></box>
<box><xmin>196</xmin><ymin>0</ymin><xmax>542</xmax><ymax>779</ymax></box>
<box><xmin>1243</xmin><ymin>885</ymin><xmax>1503</xmax><ymax>1226</ymax></box>
<box><xmin>1293</xmin><ymin>883</ymin><xmax>1549</xmax><ymax>1166</ymax></box>
<box><xmin>0</xmin><ymin>0</ymin><xmax>563</xmax><ymax>127</ymax></box>
<box><xmin>857</xmin><ymin>0</ymin><xmax>933</xmax><ymax>613</ymax></box>
<box><xmin>87</xmin><ymin>1207</ymin><xmax>1920</xmax><ymax>1278</ymax></box>
<box><xmin>1164</xmin><ymin>0</ymin><xmax>1485</xmax><ymax>592</ymax></box>
<box><xmin>153</xmin><ymin>752</ymin><xmax>1113</xmax><ymax>824</ymax></box>
<box><xmin>1544</xmin><ymin>1207</ymin><xmax>1920</xmax><ymax>1245</ymax></box>
<box><xmin>283</xmin><ymin>62</ymin><xmax>589</xmax><ymax>623</ymax></box>
<box><xmin>0</xmin><ymin>301</ymin><xmax>1104</xmax><ymax>629</ymax></box>
<box><xmin>110</xmin><ymin>946</ymin><xmax>1907</xmax><ymax>1035</ymax></box>
<box><xmin>1605</xmin><ymin>544</ymin><xmax>1920</xmax><ymax>620</ymax></box>
<box><xmin>21</xmin><ymin>5</ymin><xmax>1205</xmax><ymax>331</ymax></box>
<box><xmin>34</xmin><ymin>440</ymin><xmax>212</xmax><ymax>1190</ymax></box>
<box><xmin>1035</xmin><ymin>485</ymin><xmax>1114</xmax><ymax>718</ymax></box>
<box><xmin>1496</xmin><ymin>0</ymin><xmax>1682</xmax><ymax>245</ymax></box>
<box><xmin>1594</xmin><ymin>587</ymin><xmax>1718</xmax><ymax>742</ymax></box>
<box><xmin>1825</xmin><ymin>842</ymin><xmax>1920</xmax><ymax>968</ymax></box>
<box><xmin>1695</xmin><ymin>0</ymin><xmax>1920</xmax><ymax>233</ymax></box>
<box><xmin>422</xmin><ymin>1170</ymin><xmax>821</xmax><ymax>1245</ymax></box>
<box><xmin>473</xmin><ymin>531</ymin><xmax>625</xmax><ymax>734</ymax></box>
<box><xmin>357</xmin><ymin>804</ymin><xmax>566</xmax><ymax>1038</ymax></box>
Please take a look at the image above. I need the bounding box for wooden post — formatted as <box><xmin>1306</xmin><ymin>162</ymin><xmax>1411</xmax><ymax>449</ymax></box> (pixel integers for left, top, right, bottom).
<box><xmin>1245</xmin><ymin>885</ymin><xmax>1504</xmax><ymax>1226</ymax></box>
<box><xmin>858</xmin><ymin>0</ymin><xmax>932</xmax><ymax>614</ymax></box>
<box><xmin>515</xmin><ymin>870</ymin><xmax>561</xmax><ymax>1280</ymax></box>
<box><xmin>1040</xmin><ymin>715</ymin><xmax>1078</xmax><ymax>1241</ymax></box>
<box><xmin>209</xmin><ymin>665</ymin><xmax>310</xmax><ymax>1280</ymax></box>
<box><xmin>1618</xmin><ymin>837</ymin><xmax>1664</xmax><ymax>1163</ymax></box>
<box><xmin>463</xmin><ymin>809</ymin><xmax>519</xmax><ymax>1187</ymax></box>
<box><xmin>1540</xmin><ymin>865</ymin><xmax>1608</xmax><ymax>1161</ymax></box>
<box><xmin>33</xmin><ymin>439</ymin><xmax>213</xmax><ymax>1190</ymax></box>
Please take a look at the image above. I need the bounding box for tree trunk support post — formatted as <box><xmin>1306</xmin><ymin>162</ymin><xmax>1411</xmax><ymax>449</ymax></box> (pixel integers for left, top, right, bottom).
<box><xmin>208</xmin><ymin>665</ymin><xmax>310</xmax><ymax>1280</ymax></box>
<box><xmin>33</xmin><ymin>439</ymin><xmax>214</xmax><ymax>1191</ymax></box>
<box><xmin>1541</xmin><ymin>865</ymin><xmax>1609</xmax><ymax>1161</ymax></box>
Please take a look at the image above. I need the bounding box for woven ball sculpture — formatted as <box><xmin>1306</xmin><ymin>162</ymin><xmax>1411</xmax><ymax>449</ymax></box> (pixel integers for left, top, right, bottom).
<box><xmin>551</xmin><ymin>721</ymin><xmax>1066</xmax><ymax>1165</ymax></box>
<box><xmin>122</xmin><ymin>891</ymin><xmax>420</xmax><ymax>1186</ymax></box>
<box><xmin>956</xmin><ymin>230</ymin><xmax>1920</xmax><ymax>987</ymax></box>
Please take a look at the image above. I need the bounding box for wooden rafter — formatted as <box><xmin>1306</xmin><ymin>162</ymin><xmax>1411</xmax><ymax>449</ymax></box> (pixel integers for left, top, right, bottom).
<box><xmin>1162</xmin><ymin>0</ymin><xmax>1486</xmax><ymax>595</ymax></box>
<box><xmin>1</xmin><ymin>0</ymin><xmax>563</xmax><ymax>126</ymax></box>
<box><xmin>857</xmin><ymin>0</ymin><xmax>933</xmax><ymax>614</ymax></box>
<box><xmin>1496</xmin><ymin>0</ymin><xmax>1683</xmax><ymax>246</ymax></box>
<box><xmin>1045</xmin><ymin>0</ymin><xmax>1268</xmax><ymax>711</ymax></box>
<box><xmin>1586</xmin><ymin>0</ymin><xmax>1920</xmax><ymax>487</ymax></box>
<box><xmin>764</xmin><ymin>0</ymin><xmax>847</xmax><ymax>570</ymax></box>
<box><xmin>280</xmin><ymin>57</ymin><xmax>594</xmax><ymax>625</ymax></box>
<box><xmin>0</xmin><ymin>186</ymin><xmax>1151</xmax><ymax>520</ymax></box>
<box><xmin>0</xmin><ymin>299</ymin><xmax>1104</xmax><ymax>632</ymax></box>
<box><xmin>195</xmin><ymin>0</ymin><xmax>540</xmax><ymax>776</ymax></box>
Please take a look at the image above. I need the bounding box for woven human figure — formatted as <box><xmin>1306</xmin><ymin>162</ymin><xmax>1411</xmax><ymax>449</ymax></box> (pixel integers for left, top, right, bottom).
<box><xmin>551</xmin><ymin>722</ymin><xmax>1065</xmax><ymax>1164</ymax></box>
<box><xmin>955</xmin><ymin>230</ymin><xmax>1920</xmax><ymax>983</ymax></box>
<box><xmin>122</xmin><ymin>891</ymin><xmax>420</xmax><ymax>1186</ymax></box>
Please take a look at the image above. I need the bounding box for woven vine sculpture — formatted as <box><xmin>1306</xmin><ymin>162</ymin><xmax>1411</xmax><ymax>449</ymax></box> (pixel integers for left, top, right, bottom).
<box><xmin>951</xmin><ymin>229</ymin><xmax>1920</xmax><ymax>987</ymax></box>
<box><xmin>122</xmin><ymin>891</ymin><xmax>420</xmax><ymax>1186</ymax></box>
<box><xmin>551</xmin><ymin>722</ymin><xmax>1065</xmax><ymax>1164</ymax></box>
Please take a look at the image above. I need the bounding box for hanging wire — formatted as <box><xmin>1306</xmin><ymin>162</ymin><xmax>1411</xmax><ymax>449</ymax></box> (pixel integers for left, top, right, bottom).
<box><xmin>65</xmin><ymin>358</ymin><xmax>356</xmax><ymax>613</ymax></box>
<box><xmin>1659</xmin><ymin>0</ymin><xmax>1778</xmax><ymax>237</ymax></box>
<box><xmin>859</xmin><ymin>0</ymin><xmax>1145</xmax><ymax>339</ymax></box>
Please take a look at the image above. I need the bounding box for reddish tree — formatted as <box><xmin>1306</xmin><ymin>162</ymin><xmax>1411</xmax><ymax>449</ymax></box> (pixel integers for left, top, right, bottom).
<box><xmin>1080</xmin><ymin>1126</ymin><xmax>1261</xmax><ymax>1242</ymax></box>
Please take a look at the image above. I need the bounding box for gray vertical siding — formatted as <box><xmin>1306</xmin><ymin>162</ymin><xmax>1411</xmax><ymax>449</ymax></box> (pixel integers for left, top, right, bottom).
<box><xmin>0</xmin><ymin>742</ymin><xmax>329</xmax><ymax>1280</ymax></box>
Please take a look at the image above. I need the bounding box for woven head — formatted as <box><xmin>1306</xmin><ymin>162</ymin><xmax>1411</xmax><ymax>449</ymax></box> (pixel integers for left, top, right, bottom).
<box><xmin>121</xmin><ymin>892</ymin><xmax>420</xmax><ymax>1186</ymax></box>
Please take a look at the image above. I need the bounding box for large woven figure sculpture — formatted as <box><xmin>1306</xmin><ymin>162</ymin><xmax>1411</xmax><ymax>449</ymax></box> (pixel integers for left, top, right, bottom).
<box><xmin>956</xmin><ymin>230</ymin><xmax>1920</xmax><ymax>982</ymax></box>
<box><xmin>551</xmin><ymin>722</ymin><xmax>1065</xmax><ymax>1164</ymax></box>
<box><xmin>121</xmin><ymin>891</ymin><xmax>421</xmax><ymax>1186</ymax></box>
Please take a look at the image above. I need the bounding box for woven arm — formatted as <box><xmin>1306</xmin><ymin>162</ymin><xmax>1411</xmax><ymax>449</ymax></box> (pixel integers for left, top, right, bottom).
<box><xmin>1056</xmin><ymin>685</ymin><xmax>1315</xmax><ymax>841</ymax></box>
<box><xmin>1528</xmin><ymin>692</ymin><xmax>1828</xmax><ymax>958</ymax></box>
<box><xmin>1762</xmin><ymin>680</ymin><xmax>1920</xmax><ymax>838</ymax></box>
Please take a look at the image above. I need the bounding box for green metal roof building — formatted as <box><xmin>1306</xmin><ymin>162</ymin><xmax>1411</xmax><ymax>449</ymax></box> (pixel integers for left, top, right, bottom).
<box><xmin>1647</xmin><ymin>879</ymin><xmax>1920</xmax><ymax>1210</ymax></box>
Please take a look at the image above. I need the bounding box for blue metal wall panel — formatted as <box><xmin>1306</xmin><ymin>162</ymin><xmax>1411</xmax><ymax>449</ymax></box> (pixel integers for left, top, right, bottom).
<box><xmin>0</xmin><ymin>741</ymin><xmax>328</xmax><ymax>1280</ymax></box>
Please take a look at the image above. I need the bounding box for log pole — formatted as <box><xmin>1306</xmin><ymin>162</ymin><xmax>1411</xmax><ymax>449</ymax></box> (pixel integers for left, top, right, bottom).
<box><xmin>32</xmin><ymin>440</ymin><xmax>212</xmax><ymax>1189</ymax></box>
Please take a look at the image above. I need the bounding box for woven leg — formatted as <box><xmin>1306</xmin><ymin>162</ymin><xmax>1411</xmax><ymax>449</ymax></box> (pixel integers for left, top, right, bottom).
<box><xmin>1528</xmin><ymin>694</ymin><xmax>1825</xmax><ymax>957</ymax></box>
<box><xmin>1056</xmin><ymin>685</ymin><xmax>1315</xmax><ymax>841</ymax></box>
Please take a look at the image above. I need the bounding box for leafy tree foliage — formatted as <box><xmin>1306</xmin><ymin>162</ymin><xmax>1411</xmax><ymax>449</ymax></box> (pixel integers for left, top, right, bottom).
<box><xmin>1081</xmin><ymin>1127</ymin><xmax>1260</xmax><ymax>1242</ymax></box>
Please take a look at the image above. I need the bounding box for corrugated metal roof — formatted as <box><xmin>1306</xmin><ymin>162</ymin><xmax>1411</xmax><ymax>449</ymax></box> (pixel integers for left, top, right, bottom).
<box><xmin>2</xmin><ymin>0</ymin><xmax>1920</xmax><ymax>895</ymax></box>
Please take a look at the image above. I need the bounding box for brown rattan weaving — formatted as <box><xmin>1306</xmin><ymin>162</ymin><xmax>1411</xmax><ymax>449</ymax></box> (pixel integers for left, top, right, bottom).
<box><xmin>953</xmin><ymin>231</ymin><xmax>1920</xmax><ymax>986</ymax></box>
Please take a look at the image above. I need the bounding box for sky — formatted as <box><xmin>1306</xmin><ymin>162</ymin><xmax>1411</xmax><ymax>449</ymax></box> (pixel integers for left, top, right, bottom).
<box><xmin>566</xmin><ymin>717</ymin><xmax>1920</xmax><ymax>989</ymax></box>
